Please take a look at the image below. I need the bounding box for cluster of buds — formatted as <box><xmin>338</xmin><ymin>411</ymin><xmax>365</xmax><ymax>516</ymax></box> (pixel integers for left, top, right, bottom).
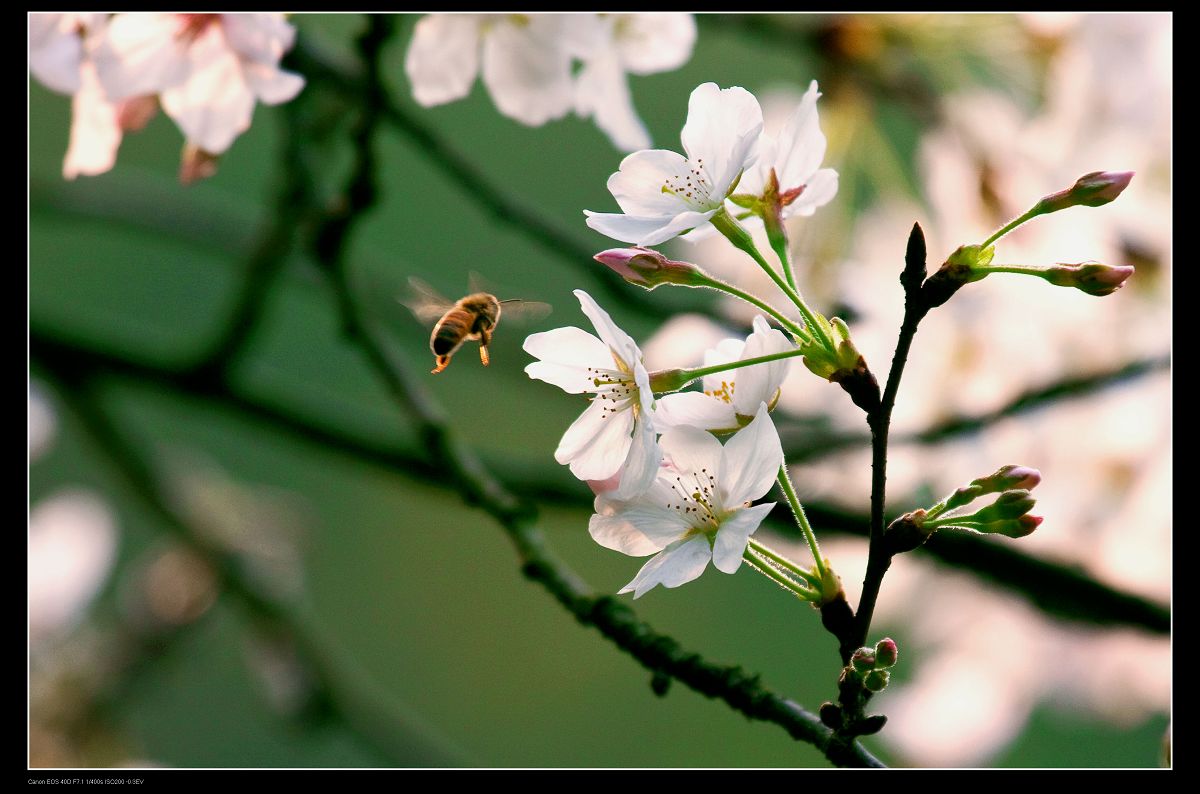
<box><xmin>922</xmin><ymin>171</ymin><xmax>1136</xmax><ymax>306</ymax></box>
<box><xmin>846</xmin><ymin>637</ymin><xmax>899</xmax><ymax>693</ymax></box>
<box><xmin>886</xmin><ymin>464</ymin><xmax>1044</xmax><ymax>553</ymax></box>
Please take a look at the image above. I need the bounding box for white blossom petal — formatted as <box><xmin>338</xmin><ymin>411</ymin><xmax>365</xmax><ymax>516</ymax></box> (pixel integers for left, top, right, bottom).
<box><xmin>730</xmin><ymin>316</ymin><xmax>792</xmax><ymax>416</ymax></box>
<box><xmin>618</xmin><ymin>535</ymin><xmax>712</xmax><ymax>598</ymax></box>
<box><xmin>29</xmin><ymin>14</ymin><xmax>84</xmax><ymax>95</ymax></box>
<box><xmin>63</xmin><ymin>63</ymin><xmax>122</xmax><ymax>180</ymax></box>
<box><xmin>584</xmin><ymin>208</ymin><xmax>718</xmax><ymax>246</ymax></box>
<box><xmin>712</xmin><ymin>502</ymin><xmax>775</xmax><ymax>573</ymax></box>
<box><xmin>242</xmin><ymin>60</ymin><xmax>304</xmax><ymax>105</ymax></box>
<box><xmin>481</xmin><ymin>17</ymin><xmax>573</xmax><ymax>126</ymax></box>
<box><xmin>93</xmin><ymin>13</ymin><xmax>192</xmax><ymax>101</ymax></box>
<box><xmin>159</xmin><ymin>36</ymin><xmax>255</xmax><ymax>154</ymax></box>
<box><xmin>574</xmin><ymin>46</ymin><xmax>651</xmax><ymax>152</ymax></box>
<box><xmin>655</xmin><ymin>391</ymin><xmax>737</xmax><ymax>431</ymax></box>
<box><xmin>775</xmin><ymin>81</ymin><xmax>826</xmax><ymax>190</ymax></box>
<box><xmin>574</xmin><ymin>290</ymin><xmax>639</xmax><ymax>366</ymax></box>
<box><xmin>557</xmin><ymin>398</ymin><xmax>635</xmax><ymax>481</ymax></box>
<box><xmin>659</xmin><ymin>425</ymin><xmax>724</xmax><ymax>487</ymax></box>
<box><xmin>720</xmin><ymin>402</ymin><xmax>783</xmax><ymax>506</ymax></box>
<box><xmin>610</xmin><ymin>410</ymin><xmax>661</xmax><ymax>500</ymax></box>
<box><xmin>615</xmin><ymin>14</ymin><xmax>697</xmax><ymax>76</ymax></box>
<box><xmin>605</xmin><ymin>149</ymin><xmax>694</xmax><ymax>217</ymax></box>
<box><xmin>219</xmin><ymin>13</ymin><xmax>294</xmax><ymax>65</ymax></box>
<box><xmin>590</xmin><ymin>487</ymin><xmax>689</xmax><ymax>555</ymax></box>
<box><xmin>404</xmin><ymin>14</ymin><xmax>483</xmax><ymax>107</ymax></box>
<box><xmin>785</xmin><ymin>168</ymin><xmax>839</xmax><ymax>218</ymax></box>
<box><xmin>679</xmin><ymin>82</ymin><xmax>763</xmax><ymax>198</ymax></box>
<box><xmin>523</xmin><ymin>325</ymin><xmax>613</xmax><ymax>370</ymax></box>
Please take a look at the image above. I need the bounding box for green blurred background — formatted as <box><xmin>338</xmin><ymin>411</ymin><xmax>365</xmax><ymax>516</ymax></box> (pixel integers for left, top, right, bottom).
<box><xmin>29</xmin><ymin>13</ymin><xmax>1170</xmax><ymax>768</ymax></box>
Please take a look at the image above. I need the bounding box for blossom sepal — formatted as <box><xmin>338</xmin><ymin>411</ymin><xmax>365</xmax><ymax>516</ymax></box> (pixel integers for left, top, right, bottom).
<box><xmin>922</xmin><ymin>243</ymin><xmax>995</xmax><ymax>309</ymax></box>
<box><xmin>594</xmin><ymin>247</ymin><xmax>708</xmax><ymax>290</ymax></box>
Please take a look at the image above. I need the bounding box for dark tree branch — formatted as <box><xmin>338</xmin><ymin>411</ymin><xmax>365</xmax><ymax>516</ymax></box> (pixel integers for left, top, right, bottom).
<box><xmin>281</xmin><ymin>16</ymin><xmax>884</xmax><ymax>768</ymax></box>
<box><xmin>28</xmin><ymin>326</ymin><xmax>1170</xmax><ymax>637</ymax></box>
<box><xmin>36</xmin><ymin>366</ymin><xmax>468</xmax><ymax>768</ymax></box>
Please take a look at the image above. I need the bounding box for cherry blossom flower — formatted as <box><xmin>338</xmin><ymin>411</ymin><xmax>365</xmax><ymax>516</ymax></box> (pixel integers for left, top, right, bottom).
<box><xmin>736</xmin><ymin>80</ymin><xmax>839</xmax><ymax>219</ymax></box>
<box><xmin>589</xmin><ymin>403</ymin><xmax>783</xmax><ymax>598</ymax></box>
<box><xmin>570</xmin><ymin>13</ymin><xmax>696</xmax><ymax>152</ymax></box>
<box><xmin>92</xmin><ymin>13</ymin><xmax>304</xmax><ymax>156</ymax></box>
<box><xmin>28</xmin><ymin>14</ymin><xmax>131</xmax><ymax>180</ymax></box>
<box><xmin>405</xmin><ymin>14</ymin><xmax>576</xmax><ymax>127</ymax></box>
<box><xmin>523</xmin><ymin>290</ymin><xmax>660</xmax><ymax>499</ymax></box>
<box><xmin>584</xmin><ymin>82</ymin><xmax>764</xmax><ymax>246</ymax></box>
<box><xmin>656</xmin><ymin>316</ymin><xmax>794</xmax><ymax>432</ymax></box>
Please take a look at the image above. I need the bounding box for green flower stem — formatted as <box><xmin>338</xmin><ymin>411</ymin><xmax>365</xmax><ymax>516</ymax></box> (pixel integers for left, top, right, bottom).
<box><xmin>747</xmin><ymin>537</ymin><xmax>822</xmax><ymax>589</ymax></box>
<box><xmin>669</xmin><ymin>348</ymin><xmax>807</xmax><ymax>390</ymax></box>
<box><xmin>762</xmin><ymin>208</ymin><xmax>799</xmax><ymax>293</ymax></box>
<box><xmin>976</xmin><ymin>263</ymin><xmax>1057</xmax><ymax>277</ymax></box>
<box><xmin>694</xmin><ymin>273</ymin><xmax>812</xmax><ymax>343</ymax></box>
<box><xmin>710</xmin><ymin>209</ymin><xmax>835</xmax><ymax>354</ymax></box>
<box><xmin>980</xmin><ymin>206</ymin><xmax>1041</xmax><ymax>250</ymax></box>
<box><xmin>742</xmin><ymin>548</ymin><xmax>817</xmax><ymax>601</ymax></box>
<box><xmin>776</xmin><ymin>466</ymin><xmax>827</xmax><ymax>580</ymax></box>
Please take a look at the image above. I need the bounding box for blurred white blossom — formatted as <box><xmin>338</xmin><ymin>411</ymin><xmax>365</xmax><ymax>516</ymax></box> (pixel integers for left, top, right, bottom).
<box><xmin>93</xmin><ymin>13</ymin><xmax>304</xmax><ymax>156</ymax></box>
<box><xmin>570</xmin><ymin>14</ymin><xmax>696</xmax><ymax>152</ymax></box>
<box><xmin>405</xmin><ymin>13</ymin><xmax>696</xmax><ymax>152</ymax></box>
<box><xmin>29</xmin><ymin>490</ymin><xmax>119</xmax><ymax>647</ymax></box>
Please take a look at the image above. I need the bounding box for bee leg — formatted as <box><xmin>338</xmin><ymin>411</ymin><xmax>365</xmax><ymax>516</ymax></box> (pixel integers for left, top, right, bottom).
<box><xmin>432</xmin><ymin>355</ymin><xmax>452</xmax><ymax>374</ymax></box>
<box><xmin>479</xmin><ymin>328</ymin><xmax>492</xmax><ymax>367</ymax></box>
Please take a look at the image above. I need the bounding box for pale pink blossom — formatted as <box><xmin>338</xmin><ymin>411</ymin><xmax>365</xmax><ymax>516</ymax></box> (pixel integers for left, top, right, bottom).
<box><xmin>590</xmin><ymin>403</ymin><xmax>783</xmax><ymax>598</ymax></box>
<box><xmin>585</xmin><ymin>82</ymin><xmax>764</xmax><ymax>245</ymax></box>
<box><xmin>93</xmin><ymin>13</ymin><xmax>304</xmax><ymax>156</ymax></box>
<box><xmin>524</xmin><ymin>290</ymin><xmax>660</xmax><ymax>500</ymax></box>
<box><xmin>405</xmin><ymin>14</ymin><xmax>576</xmax><ymax>127</ymax></box>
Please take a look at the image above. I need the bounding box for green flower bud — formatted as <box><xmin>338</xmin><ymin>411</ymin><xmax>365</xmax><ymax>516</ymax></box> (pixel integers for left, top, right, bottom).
<box><xmin>863</xmin><ymin>669</ymin><xmax>890</xmax><ymax>693</ymax></box>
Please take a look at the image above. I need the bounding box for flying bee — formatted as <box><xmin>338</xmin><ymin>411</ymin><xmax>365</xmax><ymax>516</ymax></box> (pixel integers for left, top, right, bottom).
<box><xmin>403</xmin><ymin>276</ymin><xmax>551</xmax><ymax>374</ymax></box>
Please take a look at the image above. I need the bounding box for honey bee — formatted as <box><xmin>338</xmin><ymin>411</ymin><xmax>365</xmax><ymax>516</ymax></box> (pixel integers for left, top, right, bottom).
<box><xmin>403</xmin><ymin>276</ymin><xmax>551</xmax><ymax>374</ymax></box>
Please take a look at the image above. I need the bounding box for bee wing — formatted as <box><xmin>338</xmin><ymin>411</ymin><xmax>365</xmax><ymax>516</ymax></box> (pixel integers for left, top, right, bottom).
<box><xmin>402</xmin><ymin>276</ymin><xmax>456</xmax><ymax>324</ymax></box>
<box><xmin>467</xmin><ymin>270</ymin><xmax>498</xmax><ymax>296</ymax></box>
<box><xmin>498</xmin><ymin>299</ymin><xmax>552</xmax><ymax>325</ymax></box>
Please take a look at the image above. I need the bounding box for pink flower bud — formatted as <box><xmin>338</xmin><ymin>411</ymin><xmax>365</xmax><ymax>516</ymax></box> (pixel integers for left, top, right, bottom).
<box><xmin>594</xmin><ymin>248</ymin><xmax>706</xmax><ymax>290</ymax></box>
<box><xmin>971</xmin><ymin>464</ymin><xmax>1042</xmax><ymax>494</ymax></box>
<box><xmin>994</xmin><ymin>464</ymin><xmax>1042</xmax><ymax>491</ymax></box>
<box><xmin>994</xmin><ymin>514</ymin><xmax>1043</xmax><ymax>539</ymax></box>
<box><xmin>874</xmin><ymin>638</ymin><xmax>899</xmax><ymax>669</ymax></box>
<box><xmin>1044</xmin><ymin>262</ymin><xmax>1135</xmax><ymax>296</ymax></box>
<box><xmin>1038</xmin><ymin>171</ymin><xmax>1134</xmax><ymax>213</ymax></box>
